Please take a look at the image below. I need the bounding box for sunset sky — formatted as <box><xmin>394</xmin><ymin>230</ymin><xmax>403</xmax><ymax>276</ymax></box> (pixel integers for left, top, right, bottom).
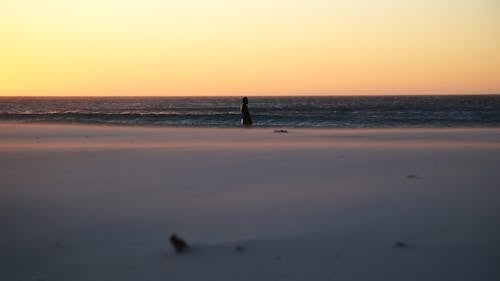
<box><xmin>1</xmin><ymin>0</ymin><xmax>499</xmax><ymax>96</ymax></box>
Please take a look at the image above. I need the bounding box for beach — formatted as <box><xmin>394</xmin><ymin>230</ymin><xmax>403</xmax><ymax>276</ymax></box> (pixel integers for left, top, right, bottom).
<box><xmin>1</xmin><ymin>123</ymin><xmax>500</xmax><ymax>280</ymax></box>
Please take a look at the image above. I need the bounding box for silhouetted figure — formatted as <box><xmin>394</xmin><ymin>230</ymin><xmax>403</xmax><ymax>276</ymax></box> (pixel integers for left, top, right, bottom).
<box><xmin>241</xmin><ymin>97</ymin><xmax>253</xmax><ymax>126</ymax></box>
<box><xmin>169</xmin><ymin>234</ymin><xmax>188</xmax><ymax>253</ymax></box>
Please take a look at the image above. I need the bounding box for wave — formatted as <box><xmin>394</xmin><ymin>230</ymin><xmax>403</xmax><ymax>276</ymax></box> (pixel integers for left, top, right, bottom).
<box><xmin>1</xmin><ymin>95</ymin><xmax>500</xmax><ymax>128</ymax></box>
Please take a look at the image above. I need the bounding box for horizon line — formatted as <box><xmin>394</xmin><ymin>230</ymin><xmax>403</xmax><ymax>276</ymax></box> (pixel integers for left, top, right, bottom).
<box><xmin>1</xmin><ymin>93</ymin><xmax>499</xmax><ymax>98</ymax></box>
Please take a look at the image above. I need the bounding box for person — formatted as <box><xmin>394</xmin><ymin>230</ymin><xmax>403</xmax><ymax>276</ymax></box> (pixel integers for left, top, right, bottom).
<box><xmin>240</xmin><ymin>97</ymin><xmax>253</xmax><ymax>126</ymax></box>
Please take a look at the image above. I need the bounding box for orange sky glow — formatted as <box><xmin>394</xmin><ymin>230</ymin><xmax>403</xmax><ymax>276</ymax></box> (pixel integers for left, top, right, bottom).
<box><xmin>1</xmin><ymin>0</ymin><xmax>499</xmax><ymax>96</ymax></box>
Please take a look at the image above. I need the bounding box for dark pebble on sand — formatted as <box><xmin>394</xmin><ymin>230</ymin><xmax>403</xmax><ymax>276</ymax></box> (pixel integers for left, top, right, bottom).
<box><xmin>235</xmin><ymin>245</ymin><xmax>245</xmax><ymax>252</ymax></box>
<box><xmin>169</xmin><ymin>234</ymin><xmax>188</xmax><ymax>253</ymax></box>
<box><xmin>393</xmin><ymin>241</ymin><xmax>407</xmax><ymax>248</ymax></box>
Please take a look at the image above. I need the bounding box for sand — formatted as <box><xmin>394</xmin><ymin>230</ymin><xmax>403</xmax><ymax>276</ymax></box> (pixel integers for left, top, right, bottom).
<box><xmin>1</xmin><ymin>123</ymin><xmax>500</xmax><ymax>281</ymax></box>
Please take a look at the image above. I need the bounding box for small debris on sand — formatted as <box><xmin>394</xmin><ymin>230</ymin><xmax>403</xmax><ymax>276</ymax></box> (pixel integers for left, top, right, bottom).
<box><xmin>393</xmin><ymin>241</ymin><xmax>407</xmax><ymax>248</ymax></box>
<box><xmin>273</xmin><ymin>255</ymin><xmax>281</xmax><ymax>261</ymax></box>
<box><xmin>406</xmin><ymin>174</ymin><xmax>420</xmax><ymax>179</ymax></box>
<box><xmin>54</xmin><ymin>241</ymin><xmax>63</xmax><ymax>248</ymax></box>
<box><xmin>235</xmin><ymin>245</ymin><xmax>245</xmax><ymax>253</ymax></box>
<box><xmin>274</xmin><ymin>129</ymin><xmax>288</xmax><ymax>133</ymax></box>
<box><xmin>169</xmin><ymin>234</ymin><xmax>188</xmax><ymax>253</ymax></box>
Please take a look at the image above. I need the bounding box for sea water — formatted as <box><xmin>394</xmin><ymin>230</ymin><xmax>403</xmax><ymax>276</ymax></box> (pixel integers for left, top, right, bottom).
<box><xmin>1</xmin><ymin>95</ymin><xmax>499</xmax><ymax>128</ymax></box>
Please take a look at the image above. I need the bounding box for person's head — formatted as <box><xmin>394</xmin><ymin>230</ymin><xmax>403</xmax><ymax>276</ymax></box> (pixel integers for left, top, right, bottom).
<box><xmin>242</xmin><ymin>97</ymin><xmax>248</xmax><ymax>104</ymax></box>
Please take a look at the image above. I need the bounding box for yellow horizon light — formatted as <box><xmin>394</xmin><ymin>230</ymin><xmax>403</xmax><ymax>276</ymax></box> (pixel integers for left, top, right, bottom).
<box><xmin>1</xmin><ymin>0</ymin><xmax>499</xmax><ymax>96</ymax></box>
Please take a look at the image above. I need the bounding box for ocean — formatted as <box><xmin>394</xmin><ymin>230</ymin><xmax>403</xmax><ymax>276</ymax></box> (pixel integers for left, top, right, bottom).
<box><xmin>1</xmin><ymin>95</ymin><xmax>499</xmax><ymax>128</ymax></box>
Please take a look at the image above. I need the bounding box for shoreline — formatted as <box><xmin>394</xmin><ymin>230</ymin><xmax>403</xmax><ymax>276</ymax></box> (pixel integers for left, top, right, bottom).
<box><xmin>2</xmin><ymin>123</ymin><xmax>500</xmax><ymax>151</ymax></box>
<box><xmin>2</xmin><ymin>120</ymin><xmax>500</xmax><ymax>130</ymax></box>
